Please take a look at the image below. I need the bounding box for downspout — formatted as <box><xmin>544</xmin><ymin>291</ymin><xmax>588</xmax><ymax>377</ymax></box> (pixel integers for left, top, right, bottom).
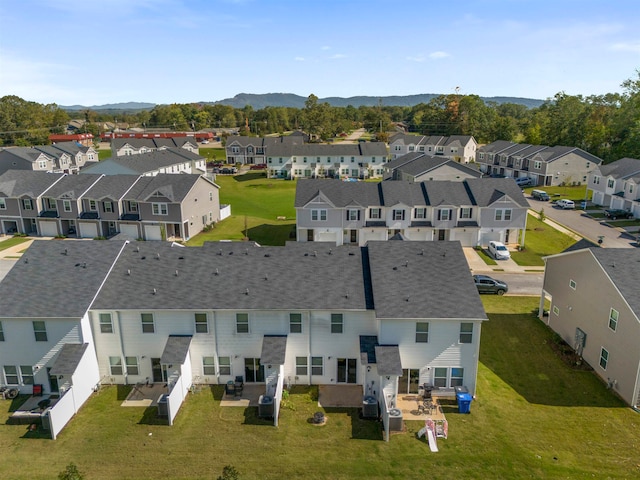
<box><xmin>472</xmin><ymin>320</ymin><xmax>482</xmax><ymax>397</ymax></box>
<box><xmin>307</xmin><ymin>310</ymin><xmax>312</xmax><ymax>386</ymax></box>
<box><xmin>116</xmin><ymin>310</ymin><xmax>127</xmax><ymax>385</ymax></box>
<box><xmin>212</xmin><ymin>310</ymin><xmax>220</xmax><ymax>384</ymax></box>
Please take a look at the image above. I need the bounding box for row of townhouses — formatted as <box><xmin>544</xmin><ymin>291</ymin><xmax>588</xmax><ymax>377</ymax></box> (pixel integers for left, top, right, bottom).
<box><xmin>0</xmin><ymin>240</ymin><xmax>487</xmax><ymax>437</ymax></box>
<box><xmin>81</xmin><ymin>148</ymin><xmax>207</xmax><ymax>177</ymax></box>
<box><xmin>225</xmin><ymin>132</ymin><xmax>308</xmax><ymax>165</ymax></box>
<box><xmin>587</xmin><ymin>157</ymin><xmax>640</xmax><ymax>215</ymax></box>
<box><xmin>384</xmin><ymin>153</ymin><xmax>482</xmax><ymax>182</ymax></box>
<box><xmin>0</xmin><ymin>170</ymin><xmax>220</xmax><ymax>240</ymax></box>
<box><xmin>294</xmin><ymin>178</ymin><xmax>529</xmax><ymax>247</ymax></box>
<box><xmin>476</xmin><ymin>140</ymin><xmax>602</xmax><ymax>187</ymax></box>
<box><xmin>388</xmin><ymin>134</ymin><xmax>478</xmax><ymax>163</ymax></box>
<box><xmin>0</xmin><ymin>142</ymin><xmax>99</xmax><ymax>175</ymax></box>
<box><xmin>110</xmin><ymin>137</ymin><xmax>199</xmax><ymax>157</ymax></box>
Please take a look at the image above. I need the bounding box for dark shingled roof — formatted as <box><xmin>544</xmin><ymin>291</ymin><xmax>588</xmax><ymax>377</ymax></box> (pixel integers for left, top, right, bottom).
<box><xmin>41</xmin><ymin>174</ymin><xmax>103</xmax><ymax>199</ymax></box>
<box><xmin>375</xmin><ymin>345</ymin><xmax>403</xmax><ymax>376</ymax></box>
<box><xmin>590</xmin><ymin>248</ymin><xmax>640</xmax><ymax>315</ymax></box>
<box><xmin>82</xmin><ymin>175</ymin><xmax>141</xmax><ymax>200</ymax></box>
<box><xmin>0</xmin><ymin>240</ymin><xmax>127</xmax><ymax>318</ymax></box>
<box><xmin>160</xmin><ymin>335</ymin><xmax>192</xmax><ymax>365</ymax></box>
<box><xmin>0</xmin><ymin>170</ymin><xmax>64</xmax><ymax>198</ymax></box>
<box><xmin>261</xmin><ymin>335</ymin><xmax>288</xmax><ymax>365</ymax></box>
<box><xmin>49</xmin><ymin>343</ymin><xmax>89</xmax><ymax>375</ymax></box>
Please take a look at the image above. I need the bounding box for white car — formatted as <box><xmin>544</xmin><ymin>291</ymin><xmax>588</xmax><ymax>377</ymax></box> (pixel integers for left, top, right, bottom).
<box><xmin>488</xmin><ymin>241</ymin><xmax>511</xmax><ymax>260</ymax></box>
<box><xmin>555</xmin><ymin>199</ymin><xmax>575</xmax><ymax>209</ymax></box>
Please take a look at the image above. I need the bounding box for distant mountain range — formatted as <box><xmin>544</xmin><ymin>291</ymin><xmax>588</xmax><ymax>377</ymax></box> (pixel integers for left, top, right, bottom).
<box><xmin>60</xmin><ymin>93</ymin><xmax>545</xmax><ymax>112</ymax></box>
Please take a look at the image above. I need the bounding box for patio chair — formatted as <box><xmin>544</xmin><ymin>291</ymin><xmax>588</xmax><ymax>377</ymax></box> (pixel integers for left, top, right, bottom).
<box><xmin>32</xmin><ymin>384</ymin><xmax>43</xmax><ymax>397</ymax></box>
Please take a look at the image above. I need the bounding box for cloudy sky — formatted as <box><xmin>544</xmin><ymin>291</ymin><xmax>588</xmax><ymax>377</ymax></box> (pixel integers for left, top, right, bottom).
<box><xmin>0</xmin><ymin>0</ymin><xmax>638</xmax><ymax>105</ymax></box>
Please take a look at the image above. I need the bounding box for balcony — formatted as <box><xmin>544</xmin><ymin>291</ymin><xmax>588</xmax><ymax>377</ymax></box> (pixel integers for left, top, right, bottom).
<box><xmin>121</xmin><ymin>213</ymin><xmax>140</xmax><ymax>221</ymax></box>
<box><xmin>79</xmin><ymin>212</ymin><xmax>99</xmax><ymax>220</ymax></box>
<box><xmin>39</xmin><ymin>210</ymin><xmax>58</xmax><ymax>218</ymax></box>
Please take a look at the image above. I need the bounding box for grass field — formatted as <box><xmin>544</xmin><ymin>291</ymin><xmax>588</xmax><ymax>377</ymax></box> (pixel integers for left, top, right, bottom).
<box><xmin>187</xmin><ymin>173</ymin><xmax>297</xmax><ymax>246</ymax></box>
<box><xmin>511</xmin><ymin>214</ymin><xmax>578</xmax><ymax>266</ymax></box>
<box><xmin>524</xmin><ymin>185</ymin><xmax>589</xmax><ymax>202</ymax></box>
<box><xmin>2</xmin><ymin>297</ymin><xmax>639</xmax><ymax>479</ymax></box>
<box><xmin>0</xmin><ymin>236</ymin><xmax>30</xmax><ymax>252</ymax></box>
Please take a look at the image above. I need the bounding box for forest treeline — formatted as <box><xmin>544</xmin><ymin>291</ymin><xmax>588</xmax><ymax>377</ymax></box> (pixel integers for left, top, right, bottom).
<box><xmin>1</xmin><ymin>71</ymin><xmax>638</xmax><ymax>163</ymax></box>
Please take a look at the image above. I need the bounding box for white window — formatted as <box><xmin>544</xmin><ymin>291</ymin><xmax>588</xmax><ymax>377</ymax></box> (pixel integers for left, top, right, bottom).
<box><xmin>0</xmin><ymin>321</ymin><xmax>4</xmax><ymax>341</ymax></box>
<box><xmin>534</xmin><ymin>160</ymin><xmax>542</xmax><ymax>169</ymax></box>
<box><xmin>416</xmin><ymin>322</ymin><xmax>429</xmax><ymax>343</ymax></box>
<box><xmin>203</xmin><ymin>357</ymin><xmax>216</xmax><ymax>375</ymax></box>
<box><xmin>460</xmin><ymin>207</ymin><xmax>472</xmax><ymax>219</ymax></box>
<box><xmin>608</xmin><ymin>308</ymin><xmax>618</xmax><ymax>332</ymax></box>
<box><xmin>311</xmin><ymin>357</ymin><xmax>324</xmax><ymax>376</ymax></box>
<box><xmin>99</xmin><ymin>313</ymin><xmax>113</xmax><ymax>333</ymax></box>
<box><xmin>152</xmin><ymin>203</ymin><xmax>168</xmax><ymax>215</ymax></box>
<box><xmin>89</xmin><ymin>200</ymin><xmax>97</xmax><ymax>211</ymax></box>
<box><xmin>236</xmin><ymin>313</ymin><xmax>249</xmax><ymax>333</ymax></box>
<box><xmin>125</xmin><ymin>357</ymin><xmax>139</xmax><ymax>375</ymax></box>
<box><xmin>22</xmin><ymin>199</ymin><xmax>32</xmax><ymax>210</ymax></box>
<box><xmin>459</xmin><ymin>322</ymin><xmax>473</xmax><ymax>343</ymax></box>
<box><xmin>553</xmin><ymin>305</ymin><xmax>560</xmax><ymax>316</ymax></box>
<box><xmin>20</xmin><ymin>365</ymin><xmax>34</xmax><ymax>385</ymax></box>
<box><xmin>592</xmin><ymin>176</ymin><xmax>600</xmax><ymax>185</ymax></box>
<box><xmin>62</xmin><ymin>200</ymin><xmax>72</xmax><ymax>212</ymax></box>
<box><xmin>450</xmin><ymin>367</ymin><xmax>464</xmax><ymax>387</ymax></box>
<box><xmin>414</xmin><ymin>208</ymin><xmax>426</xmax><ymax>219</ymax></box>
<box><xmin>347</xmin><ymin>209</ymin><xmax>359</xmax><ymax>221</ymax></box>
<box><xmin>433</xmin><ymin>367</ymin><xmax>447</xmax><ymax>387</ymax></box>
<box><xmin>195</xmin><ymin>313</ymin><xmax>208</xmax><ymax>333</ymax></box>
<box><xmin>599</xmin><ymin>347</ymin><xmax>609</xmax><ymax>370</ymax></box>
<box><xmin>3</xmin><ymin>366</ymin><xmax>18</xmax><ymax>384</ymax></box>
<box><xmin>311</xmin><ymin>209</ymin><xmax>327</xmax><ymax>221</ymax></box>
<box><xmin>109</xmin><ymin>356</ymin><xmax>123</xmax><ymax>375</ymax></box>
<box><xmin>438</xmin><ymin>209</ymin><xmax>451</xmax><ymax>221</ymax></box>
<box><xmin>370</xmin><ymin>208</ymin><xmax>381</xmax><ymax>219</ymax></box>
<box><xmin>569</xmin><ymin>279</ymin><xmax>576</xmax><ymax>290</ymax></box>
<box><xmin>38</xmin><ymin>160</ymin><xmax>47</xmax><ymax>169</ymax></box>
<box><xmin>495</xmin><ymin>209</ymin><xmax>512</xmax><ymax>221</ymax></box>
<box><xmin>393</xmin><ymin>210</ymin><xmax>405</xmax><ymax>221</ymax></box>
<box><xmin>218</xmin><ymin>356</ymin><xmax>231</xmax><ymax>375</ymax></box>
<box><xmin>103</xmin><ymin>201</ymin><xmax>113</xmax><ymax>213</ymax></box>
<box><xmin>607</xmin><ymin>179</ymin><xmax>614</xmax><ymax>188</ymax></box>
<box><xmin>296</xmin><ymin>357</ymin><xmax>308</xmax><ymax>375</ymax></box>
<box><xmin>290</xmin><ymin>313</ymin><xmax>302</xmax><ymax>333</ymax></box>
<box><xmin>0</xmin><ymin>198</ymin><xmax>5</xmax><ymax>210</ymax></box>
<box><xmin>331</xmin><ymin>313</ymin><xmax>343</xmax><ymax>333</ymax></box>
<box><xmin>33</xmin><ymin>321</ymin><xmax>47</xmax><ymax>342</ymax></box>
<box><xmin>141</xmin><ymin>313</ymin><xmax>154</xmax><ymax>333</ymax></box>
<box><xmin>46</xmin><ymin>198</ymin><xmax>56</xmax><ymax>210</ymax></box>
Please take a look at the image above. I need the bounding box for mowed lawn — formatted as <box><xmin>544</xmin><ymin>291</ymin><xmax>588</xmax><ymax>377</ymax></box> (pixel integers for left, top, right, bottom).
<box><xmin>2</xmin><ymin>297</ymin><xmax>639</xmax><ymax>479</ymax></box>
<box><xmin>187</xmin><ymin>172</ymin><xmax>297</xmax><ymax>246</ymax></box>
<box><xmin>511</xmin><ymin>214</ymin><xmax>578</xmax><ymax>266</ymax></box>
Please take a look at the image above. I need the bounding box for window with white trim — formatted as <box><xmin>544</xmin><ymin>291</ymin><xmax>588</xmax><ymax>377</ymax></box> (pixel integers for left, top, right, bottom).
<box><xmin>608</xmin><ymin>308</ymin><xmax>618</xmax><ymax>332</ymax></box>
<box><xmin>109</xmin><ymin>356</ymin><xmax>123</xmax><ymax>375</ymax></box>
<box><xmin>438</xmin><ymin>209</ymin><xmax>451</xmax><ymax>221</ymax></box>
<box><xmin>141</xmin><ymin>313</ymin><xmax>155</xmax><ymax>333</ymax></box>
<box><xmin>592</xmin><ymin>176</ymin><xmax>600</xmax><ymax>185</ymax></box>
<box><xmin>20</xmin><ymin>365</ymin><xmax>34</xmax><ymax>385</ymax></box>
<box><xmin>202</xmin><ymin>357</ymin><xmax>216</xmax><ymax>375</ymax></box>
<box><xmin>296</xmin><ymin>357</ymin><xmax>308</xmax><ymax>375</ymax></box>
<box><xmin>290</xmin><ymin>313</ymin><xmax>302</xmax><ymax>333</ymax></box>
<box><xmin>0</xmin><ymin>198</ymin><xmax>6</xmax><ymax>210</ymax></box>
<box><xmin>347</xmin><ymin>209</ymin><xmax>359</xmax><ymax>221</ymax></box>
<box><xmin>89</xmin><ymin>200</ymin><xmax>97</xmax><ymax>211</ymax></box>
<box><xmin>0</xmin><ymin>321</ymin><xmax>4</xmax><ymax>341</ymax></box>
<box><xmin>460</xmin><ymin>207</ymin><xmax>472</xmax><ymax>219</ymax></box>
<box><xmin>607</xmin><ymin>179</ymin><xmax>614</xmax><ymax>188</ymax></box>
<box><xmin>450</xmin><ymin>368</ymin><xmax>464</xmax><ymax>387</ymax></box>
<box><xmin>534</xmin><ymin>160</ymin><xmax>542</xmax><ymax>169</ymax></box>
<box><xmin>433</xmin><ymin>367</ymin><xmax>447</xmax><ymax>387</ymax></box>
<box><xmin>22</xmin><ymin>199</ymin><xmax>32</xmax><ymax>210</ymax></box>
<box><xmin>459</xmin><ymin>322</ymin><xmax>473</xmax><ymax>343</ymax></box>
<box><xmin>414</xmin><ymin>208</ymin><xmax>427</xmax><ymax>219</ymax></box>
<box><xmin>369</xmin><ymin>208</ymin><xmax>381</xmax><ymax>219</ymax></box>
<box><xmin>125</xmin><ymin>356</ymin><xmax>139</xmax><ymax>375</ymax></box>
<box><xmin>311</xmin><ymin>209</ymin><xmax>327</xmax><ymax>221</ymax></box>
<box><xmin>495</xmin><ymin>209</ymin><xmax>512</xmax><ymax>221</ymax></box>
<box><xmin>311</xmin><ymin>357</ymin><xmax>323</xmax><ymax>375</ymax></box>
<box><xmin>33</xmin><ymin>321</ymin><xmax>47</xmax><ymax>342</ymax></box>
<box><xmin>416</xmin><ymin>322</ymin><xmax>429</xmax><ymax>343</ymax></box>
<box><xmin>569</xmin><ymin>279</ymin><xmax>576</xmax><ymax>290</ymax></box>
<box><xmin>152</xmin><ymin>203</ymin><xmax>168</xmax><ymax>215</ymax></box>
<box><xmin>4</xmin><ymin>366</ymin><xmax>18</xmax><ymax>384</ymax></box>
<box><xmin>331</xmin><ymin>313</ymin><xmax>343</xmax><ymax>333</ymax></box>
<box><xmin>599</xmin><ymin>347</ymin><xmax>609</xmax><ymax>370</ymax></box>
<box><xmin>195</xmin><ymin>313</ymin><xmax>208</xmax><ymax>333</ymax></box>
<box><xmin>103</xmin><ymin>201</ymin><xmax>113</xmax><ymax>213</ymax></box>
<box><xmin>236</xmin><ymin>313</ymin><xmax>249</xmax><ymax>333</ymax></box>
<box><xmin>218</xmin><ymin>356</ymin><xmax>231</xmax><ymax>375</ymax></box>
<box><xmin>63</xmin><ymin>200</ymin><xmax>72</xmax><ymax>212</ymax></box>
<box><xmin>99</xmin><ymin>313</ymin><xmax>113</xmax><ymax>333</ymax></box>
<box><xmin>393</xmin><ymin>209</ymin><xmax>405</xmax><ymax>221</ymax></box>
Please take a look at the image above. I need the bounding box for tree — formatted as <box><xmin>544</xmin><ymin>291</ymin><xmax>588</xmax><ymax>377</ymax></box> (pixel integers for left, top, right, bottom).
<box><xmin>58</xmin><ymin>463</ymin><xmax>84</xmax><ymax>480</ymax></box>
<box><xmin>217</xmin><ymin>465</ymin><xmax>239</xmax><ymax>480</ymax></box>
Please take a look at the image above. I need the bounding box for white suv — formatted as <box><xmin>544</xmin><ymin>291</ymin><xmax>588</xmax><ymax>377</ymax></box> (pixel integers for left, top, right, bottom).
<box><xmin>555</xmin><ymin>199</ymin><xmax>575</xmax><ymax>209</ymax></box>
<box><xmin>488</xmin><ymin>241</ymin><xmax>511</xmax><ymax>260</ymax></box>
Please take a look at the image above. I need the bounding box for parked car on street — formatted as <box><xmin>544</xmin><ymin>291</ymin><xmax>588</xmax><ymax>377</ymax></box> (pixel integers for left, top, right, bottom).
<box><xmin>555</xmin><ymin>199</ymin><xmax>575</xmax><ymax>209</ymax></box>
<box><xmin>604</xmin><ymin>208</ymin><xmax>634</xmax><ymax>220</ymax></box>
<box><xmin>473</xmin><ymin>275</ymin><xmax>509</xmax><ymax>295</ymax></box>
<box><xmin>488</xmin><ymin>240</ymin><xmax>511</xmax><ymax>260</ymax></box>
<box><xmin>515</xmin><ymin>177</ymin><xmax>533</xmax><ymax>187</ymax></box>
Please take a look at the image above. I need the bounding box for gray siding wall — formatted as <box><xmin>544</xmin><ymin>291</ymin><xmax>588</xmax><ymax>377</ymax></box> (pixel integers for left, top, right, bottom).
<box><xmin>479</xmin><ymin>204</ymin><xmax>527</xmax><ymax>229</ymax></box>
<box><xmin>181</xmin><ymin>179</ymin><xmax>221</xmax><ymax>234</ymax></box>
<box><xmin>0</xmin><ymin>198</ymin><xmax>21</xmax><ymax>217</ymax></box>
<box><xmin>139</xmin><ymin>199</ymin><xmax>182</xmax><ymax>223</ymax></box>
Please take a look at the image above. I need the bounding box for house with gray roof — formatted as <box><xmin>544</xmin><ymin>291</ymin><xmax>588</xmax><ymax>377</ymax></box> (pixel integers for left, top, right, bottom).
<box><xmin>0</xmin><ymin>238</ymin><xmax>487</xmax><ymax>437</ymax></box>
<box><xmin>476</xmin><ymin>141</ymin><xmax>602</xmax><ymax>187</ymax></box>
<box><xmin>225</xmin><ymin>134</ymin><xmax>307</xmax><ymax>166</ymax></box>
<box><xmin>389</xmin><ymin>134</ymin><xmax>478</xmax><ymax>163</ymax></box>
<box><xmin>384</xmin><ymin>152</ymin><xmax>482</xmax><ymax>182</ymax></box>
<box><xmin>80</xmin><ymin>148</ymin><xmax>206</xmax><ymax>176</ymax></box>
<box><xmin>541</xmin><ymin>247</ymin><xmax>640</xmax><ymax>409</ymax></box>
<box><xmin>295</xmin><ymin>178</ymin><xmax>529</xmax><ymax>247</ymax></box>
<box><xmin>0</xmin><ymin>143</ymin><xmax>97</xmax><ymax>176</ymax></box>
<box><xmin>111</xmin><ymin>137</ymin><xmax>198</xmax><ymax>157</ymax></box>
<box><xmin>587</xmin><ymin>157</ymin><xmax>640</xmax><ymax>215</ymax></box>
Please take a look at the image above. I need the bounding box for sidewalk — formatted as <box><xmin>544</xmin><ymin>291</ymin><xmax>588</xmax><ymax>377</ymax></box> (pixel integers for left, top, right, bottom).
<box><xmin>462</xmin><ymin>247</ymin><xmax>545</xmax><ymax>275</ymax></box>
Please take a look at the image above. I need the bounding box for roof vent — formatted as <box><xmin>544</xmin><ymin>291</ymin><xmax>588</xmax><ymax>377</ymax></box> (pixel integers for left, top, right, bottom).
<box><xmin>405</xmin><ymin>260</ymin><xmax>409</xmax><ymax>267</ymax></box>
<box><xmin>178</xmin><ymin>256</ymin><xmax>184</xmax><ymax>260</ymax></box>
<box><xmin>345</xmin><ymin>293</ymin><xmax>349</xmax><ymax>299</ymax></box>
<box><xmin>218</xmin><ymin>249</ymin><xmax>222</xmax><ymax>256</ymax></box>
<box><xmin>127</xmin><ymin>269</ymin><xmax>131</xmax><ymax>276</ymax></box>
<box><xmin>329</xmin><ymin>248</ymin><xmax>332</xmax><ymax>255</ymax></box>
<box><xmin>393</xmin><ymin>266</ymin><xmax>398</xmax><ymax>270</ymax></box>
<box><xmin>175</xmin><ymin>270</ymin><xmax>179</xmax><ymax>276</ymax></box>
<box><xmin>214</xmin><ymin>268</ymin><xmax>219</xmax><ymax>275</ymax></box>
<box><xmin>313</xmin><ymin>251</ymin><xmax>317</xmax><ymax>257</ymax></box>
<box><xmin>63</xmin><ymin>248</ymin><xmax>68</xmax><ymax>256</ymax></box>
<box><xmin>24</xmin><ymin>257</ymin><xmax>28</xmax><ymax>264</ymax></box>
<box><xmin>82</xmin><ymin>263</ymin><xmax>86</xmax><ymax>269</ymax></box>
<box><xmin>348</xmin><ymin>252</ymin><xmax>355</xmax><ymax>256</ymax></box>
<box><xmin>141</xmin><ymin>256</ymin><xmax>146</xmax><ymax>260</ymax></box>
<box><xmin>264</xmin><ymin>253</ymin><xmax>270</xmax><ymax>257</ymax></box>
<box><xmin>420</xmin><ymin>249</ymin><xmax>424</xmax><ymax>256</ymax></box>
<box><xmin>135</xmin><ymin>246</ymin><xmax>140</xmax><ymax>252</ymax></box>
<box><xmin>264</xmin><ymin>274</ymin><xmax>268</xmax><ymax>281</ymax></box>
<box><xmin>245</xmin><ymin>248</ymin><xmax>249</xmax><ymax>255</ymax></box>
<box><xmin>405</xmin><ymin>296</ymin><xmax>410</xmax><ymax>302</ymax></box>
<box><xmin>156</xmin><ymin>253</ymin><xmax>160</xmax><ymax>260</ymax></box>
<box><xmin>245</xmin><ymin>288</ymin><xmax>250</xmax><ymax>295</ymax></box>
<box><xmin>152</xmin><ymin>288</ymin><xmax>157</xmax><ymax>295</ymax></box>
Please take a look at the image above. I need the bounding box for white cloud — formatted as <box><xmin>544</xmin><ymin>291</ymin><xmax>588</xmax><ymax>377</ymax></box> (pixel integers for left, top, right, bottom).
<box><xmin>321</xmin><ymin>46</ymin><xmax>330</xmax><ymax>51</ymax></box>
<box><xmin>294</xmin><ymin>57</ymin><xmax>305</xmax><ymax>61</ymax></box>
<box><xmin>610</xmin><ymin>42</ymin><xmax>640</xmax><ymax>53</ymax></box>
<box><xmin>429</xmin><ymin>51</ymin><xmax>450</xmax><ymax>59</ymax></box>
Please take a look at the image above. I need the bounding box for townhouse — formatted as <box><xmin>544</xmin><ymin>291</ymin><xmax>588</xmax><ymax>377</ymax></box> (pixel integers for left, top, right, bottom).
<box><xmin>295</xmin><ymin>178</ymin><xmax>529</xmax><ymax>247</ymax></box>
<box><xmin>389</xmin><ymin>134</ymin><xmax>478</xmax><ymax>163</ymax></box>
<box><xmin>0</xmin><ymin>170</ymin><xmax>220</xmax><ymax>240</ymax></box>
<box><xmin>0</xmin><ymin>239</ymin><xmax>487</xmax><ymax>436</ymax></box>
<box><xmin>587</xmin><ymin>157</ymin><xmax>640</xmax><ymax>215</ymax></box>
<box><xmin>541</xmin><ymin>248</ymin><xmax>640</xmax><ymax>409</ymax></box>
<box><xmin>111</xmin><ymin>137</ymin><xmax>199</xmax><ymax>156</ymax></box>
<box><xmin>225</xmin><ymin>134</ymin><xmax>307</xmax><ymax>165</ymax></box>
<box><xmin>80</xmin><ymin>148</ymin><xmax>206</xmax><ymax>176</ymax></box>
<box><xmin>384</xmin><ymin>152</ymin><xmax>482</xmax><ymax>182</ymax></box>
<box><xmin>0</xmin><ymin>143</ymin><xmax>98</xmax><ymax>175</ymax></box>
<box><xmin>476</xmin><ymin>141</ymin><xmax>602</xmax><ymax>187</ymax></box>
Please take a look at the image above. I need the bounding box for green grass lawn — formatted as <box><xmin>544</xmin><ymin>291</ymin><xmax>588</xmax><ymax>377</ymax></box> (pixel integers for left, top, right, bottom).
<box><xmin>198</xmin><ymin>147</ymin><xmax>226</xmax><ymax>161</ymax></box>
<box><xmin>475</xmin><ymin>247</ymin><xmax>498</xmax><ymax>265</ymax></box>
<box><xmin>188</xmin><ymin>173</ymin><xmax>297</xmax><ymax>246</ymax></box>
<box><xmin>97</xmin><ymin>149</ymin><xmax>111</xmax><ymax>160</ymax></box>
<box><xmin>2</xmin><ymin>296</ymin><xmax>639</xmax><ymax>479</ymax></box>
<box><xmin>511</xmin><ymin>214</ymin><xmax>578</xmax><ymax>266</ymax></box>
<box><xmin>524</xmin><ymin>185</ymin><xmax>588</xmax><ymax>202</ymax></box>
<box><xmin>0</xmin><ymin>236</ymin><xmax>30</xmax><ymax>252</ymax></box>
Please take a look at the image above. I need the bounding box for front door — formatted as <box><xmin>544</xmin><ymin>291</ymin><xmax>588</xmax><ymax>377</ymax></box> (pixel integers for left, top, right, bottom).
<box><xmin>505</xmin><ymin>229</ymin><xmax>510</xmax><ymax>243</ymax></box>
<box><xmin>337</xmin><ymin>358</ymin><xmax>357</xmax><ymax>383</ymax></box>
<box><xmin>244</xmin><ymin>358</ymin><xmax>265</xmax><ymax>383</ymax></box>
<box><xmin>438</xmin><ymin>229</ymin><xmax>446</xmax><ymax>241</ymax></box>
<box><xmin>350</xmin><ymin>229</ymin><xmax>357</xmax><ymax>244</ymax></box>
<box><xmin>307</xmin><ymin>229</ymin><xmax>314</xmax><ymax>242</ymax></box>
<box><xmin>151</xmin><ymin>358</ymin><xmax>163</xmax><ymax>383</ymax></box>
<box><xmin>47</xmin><ymin>367</ymin><xmax>58</xmax><ymax>393</ymax></box>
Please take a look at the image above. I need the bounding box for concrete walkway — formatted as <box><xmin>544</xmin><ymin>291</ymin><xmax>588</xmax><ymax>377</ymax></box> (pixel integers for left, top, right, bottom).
<box><xmin>463</xmin><ymin>247</ymin><xmax>545</xmax><ymax>275</ymax></box>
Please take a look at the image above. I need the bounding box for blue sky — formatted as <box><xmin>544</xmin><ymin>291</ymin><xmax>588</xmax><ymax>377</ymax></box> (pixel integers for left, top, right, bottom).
<box><xmin>0</xmin><ymin>0</ymin><xmax>638</xmax><ymax>105</ymax></box>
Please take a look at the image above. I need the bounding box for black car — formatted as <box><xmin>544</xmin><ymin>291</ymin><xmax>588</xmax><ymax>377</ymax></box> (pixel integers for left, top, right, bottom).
<box><xmin>604</xmin><ymin>209</ymin><xmax>633</xmax><ymax>220</ymax></box>
<box><xmin>473</xmin><ymin>275</ymin><xmax>508</xmax><ymax>295</ymax></box>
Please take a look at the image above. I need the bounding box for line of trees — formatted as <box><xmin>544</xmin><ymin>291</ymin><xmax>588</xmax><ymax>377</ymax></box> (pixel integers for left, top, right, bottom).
<box><xmin>1</xmin><ymin>71</ymin><xmax>639</xmax><ymax>162</ymax></box>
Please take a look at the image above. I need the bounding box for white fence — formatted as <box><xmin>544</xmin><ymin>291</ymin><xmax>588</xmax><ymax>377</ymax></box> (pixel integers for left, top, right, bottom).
<box><xmin>44</xmin><ymin>387</ymin><xmax>76</xmax><ymax>440</ymax></box>
<box><xmin>220</xmin><ymin>204</ymin><xmax>231</xmax><ymax>221</ymax></box>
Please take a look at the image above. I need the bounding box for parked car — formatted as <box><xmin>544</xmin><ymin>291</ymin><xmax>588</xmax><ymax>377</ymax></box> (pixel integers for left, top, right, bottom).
<box><xmin>515</xmin><ymin>177</ymin><xmax>533</xmax><ymax>187</ymax></box>
<box><xmin>250</xmin><ymin>163</ymin><xmax>267</xmax><ymax>170</ymax></box>
<box><xmin>555</xmin><ymin>199</ymin><xmax>575</xmax><ymax>209</ymax></box>
<box><xmin>604</xmin><ymin>209</ymin><xmax>633</xmax><ymax>219</ymax></box>
<box><xmin>220</xmin><ymin>167</ymin><xmax>238</xmax><ymax>174</ymax></box>
<box><xmin>531</xmin><ymin>189</ymin><xmax>550</xmax><ymax>201</ymax></box>
<box><xmin>488</xmin><ymin>240</ymin><xmax>511</xmax><ymax>260</ymax></box>
<box><xmin>473</xmin><ymin>275</ymin><xmax>508</xmax><ymax>295</ymax></box>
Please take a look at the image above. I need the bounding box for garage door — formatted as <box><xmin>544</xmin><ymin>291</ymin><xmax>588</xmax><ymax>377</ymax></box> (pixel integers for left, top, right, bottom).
<box><xmin>78</xmin><ymin>222</ymin><xmax>98</xmax><ymax>239</ymax></box>
<box><xmin>453</xmin><ymin>231</ymin><xmax>476</xmax><ymax>247</ymax></box>
<box><xmin>39</xmin><ymin>220</ymin><xmax>58</xmax><ymax>237</ymax></box>
<box><xmin>144</xmin><ymin>225</ymin><xmax>162</xmax><ymax>241</ymax></box>
<box><xmin>119</xmin><ymin>224</ymin><xmax>139</xmax><ymax>239</ymax></box>
<box><xmin>479</xmin><ymin>230</ymin><xmax>501</xmax><ymax>246</ymax></box>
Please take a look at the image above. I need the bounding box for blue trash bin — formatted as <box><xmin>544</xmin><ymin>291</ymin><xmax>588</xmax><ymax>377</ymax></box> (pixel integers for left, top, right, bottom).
<box><xmin>456</xmin><ymin>392</ymin><xmax>472</xmax><ymax>414</ymax></box>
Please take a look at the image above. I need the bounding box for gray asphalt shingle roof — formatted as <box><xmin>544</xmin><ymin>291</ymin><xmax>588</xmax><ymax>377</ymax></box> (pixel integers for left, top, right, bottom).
<box><xmin>41</xmin><ymin>174</ymin><xmax>103</xmax><ymax>199</ymax></box>
<box><xmin>598</xmin><ymin>157</ymin><xmax>640</xmax><ymax>179</ymax></box>
<box><xmin>122</xmin><ymin>173</ymin><xmax>207</xmax><ymax>202</ymax></box>
<box><xmin>82</xmin><ymin>175</ymin><xmax>141</xmax><ymax>200</ymax></box>
<box><xmin>0</xmin><ymin>170</ymin><xmax>64</xmax><ymax>197</ymax></box>
<box><xmin>160</xmin><ymin>335</ymin><xmax>193</xmax><ymax>364</ymax></box>
<box><xmin>49</xmin><ymin>343</ymin><xmax>89</xmax><ymax>375</ymax></box>
<box><xmin>261</xmin><ymin>335</ymin><xmax>288</xmax><ymax>365</ymax></box>
<box><xmin>84</xmin><ymin>148</ymin><xmax>203</xmax><ymax>175</ymax></box>
<box><xmin>591</xmin><ymin>248</ymin><xmax>640</xmax><ymax>316</ymax></box>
